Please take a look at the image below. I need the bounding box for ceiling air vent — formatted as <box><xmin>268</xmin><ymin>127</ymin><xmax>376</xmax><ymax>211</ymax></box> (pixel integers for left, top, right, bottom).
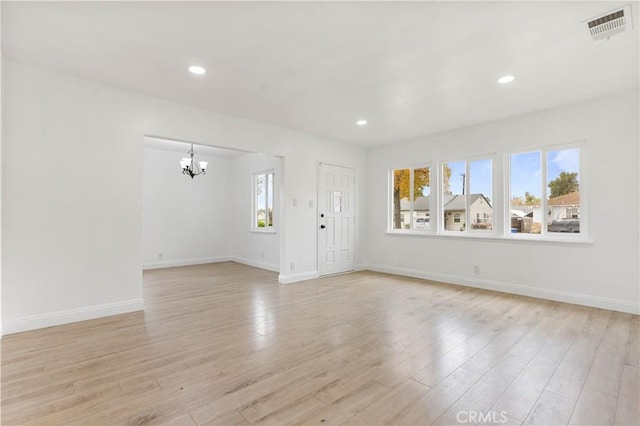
<box><xmin>586</xmin><ymin>5</ymin><xmax>633</xmax><ymax>40</ymax></box>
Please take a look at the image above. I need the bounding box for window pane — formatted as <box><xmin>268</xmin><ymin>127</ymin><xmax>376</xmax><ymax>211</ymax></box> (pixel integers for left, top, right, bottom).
<box><xmin>510</xmin><ymin>152</ymin><xmax>541</xmax><ymax>234</ymax></box>
<box><xmin>469</xmin><ymin>159</ymin><xmax>493</xmax><ymax>231</ymax></box>
<box><xmin>443</xmin><ymin>161</ymin><xmax>466</xmax><ymax>231</ymax></box>
<box><xmin>266</xmin><ymin>172</ymin><xmax>274</xmax><ymax>227</ymax></box>
<box><xmin>256</xmin><ymin>174</ymin><xmax>266</xmax><ymax>227</ymax></box>
<box><xmin>547</xmin><ymin>148</ymin><xmax>580</xmax><ymax>234</ymax></box>
<box><xmin>412</xmin><ymin>167</ymin><xmax>430</xmax><ymax>230</ymax></box>
<box><xmin>333</xmin><ymin>191</ymin><xmax>342</xmax><ymax>213</ymax></box>
<box><xmin>392</xmin><ymin>169</ymin><xmax>410</xmax><ymax>229</ymax></box>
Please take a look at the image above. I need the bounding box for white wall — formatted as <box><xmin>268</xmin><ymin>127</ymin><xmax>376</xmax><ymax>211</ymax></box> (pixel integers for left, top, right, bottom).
<box><xmin>229</xmin><ymin>153</ymin><xmax>281</xmax><ymax>272</ymax></box>
<box><xmin>0</xmin><ymin>19</ymin><xmax>4</xmax><ymax>336</ymax></box>
<box><xmin>365</xmin><ymin>90</ymin><xmax>639</xmax><ymax>314</ymax></box>
<box><xmin>1</xmin><ymin>60</ymin><xmax>367</xmax><ymax>334</ymax></box>
<box><xmin>142</xmin><ymin>144</ymin><xmax>232</xmax><ymax>269</ymax></box>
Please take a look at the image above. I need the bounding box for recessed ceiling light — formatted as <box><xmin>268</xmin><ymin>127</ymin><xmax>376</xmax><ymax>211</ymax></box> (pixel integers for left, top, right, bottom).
<box><xmin>497</xmin><ymin>75</ymin><xmax>515</xmax><ymax>84</ymax></box>
<box><xmin>356</xmin><ymin>120</ymin><xmax>367</xmax><ymax>126</ymax></box>
<box><xmin>189</xmin><ymin>65</ymin><xmax>206</xmax><ymax>75</ymax></box>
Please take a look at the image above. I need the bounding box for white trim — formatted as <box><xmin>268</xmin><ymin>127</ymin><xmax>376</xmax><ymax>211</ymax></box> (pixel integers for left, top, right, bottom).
<box><xmin>354</xmin><ymin>263</ymin><xmax>369</xmax><ymax>272</ymax></box>
<box><xmin>142</xmin><ymin>256</ymin><xmax>232</xmax><ymax>270</ymax></box>
<box><xmin>2</xmin><ymin>299</ymin><xmax>145</xmax><ymax>336</ymax></box>
<box><xmin>144</xmin><ymin>256</ymin><xmax>280</xmax><ymax>273</ymax></box>
<box><xmin>278</xmin><ymin>270</ymin><xmax>319</xmax><ymax>284</ymax></box>
<box><xmin>231</xmin><ymin>256</ymin><xmax>279</xmax><ymax>273</ymax></box>
<box><xmin>361</xmin><ymin>264</ymin><xmax>639</xmax><ymax>315</ymax></box>
<box><xmin>384</xmin><ymin>231</ymin><xmax>594</xmax><ymax>246</ymax></box>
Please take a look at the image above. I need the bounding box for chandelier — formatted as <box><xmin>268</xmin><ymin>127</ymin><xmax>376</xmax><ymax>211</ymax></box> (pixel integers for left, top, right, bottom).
<box><xmin>180</xmin><ymin>144</ymin><xmax>208</xmax><ymax>179</ymax></box>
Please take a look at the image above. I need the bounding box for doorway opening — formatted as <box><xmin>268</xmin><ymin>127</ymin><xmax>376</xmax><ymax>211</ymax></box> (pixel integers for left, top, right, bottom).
<box><xmin>142</xmin><ymin>136</ymin><xmax>282</xmax><ymax>274</ymax></box>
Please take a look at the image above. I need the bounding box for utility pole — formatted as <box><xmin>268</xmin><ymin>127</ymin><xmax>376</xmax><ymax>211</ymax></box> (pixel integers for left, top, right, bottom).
<box><xmin>460</xmin><ymin>173</ymin><xmax>466</xmax><ymax>195</ymax></box>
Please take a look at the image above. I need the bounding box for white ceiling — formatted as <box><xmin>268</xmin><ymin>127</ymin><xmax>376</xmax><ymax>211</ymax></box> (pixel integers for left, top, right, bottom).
<box><xmin>2</xmin><ymin>1</ymin><xmax>638</xmax><ymax>147</ymax></box>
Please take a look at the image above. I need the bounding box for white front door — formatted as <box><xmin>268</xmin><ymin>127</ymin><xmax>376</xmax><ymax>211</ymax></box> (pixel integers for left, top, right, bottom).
<box><xmin>318</xmin><ymin>163</ymin><xmax>355</xmax><ymax>276</ymax></box>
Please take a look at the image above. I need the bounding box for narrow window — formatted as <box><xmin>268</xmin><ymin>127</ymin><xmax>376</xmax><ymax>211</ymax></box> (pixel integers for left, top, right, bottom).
<box><xmin>254</xmin><ymin>171</ymin><xmax>274</xmax><ymax>229</ymax></box>
<box><xmin>392</xmin><ymin>169</ymin><xmax>410</xmax><ymax>230</ymax></box>
<box><xmin>468</xmin><ymin>158</ymin><xmax>493</xmax><ymax>232</ymax></box>
<box><xmin>547</xmin><ymin>148</ymin><xmax>580</xmax><ymax>234</ymax></box>
<box><xmin>443</xmin><ymin>161</ymin><xmax>465</xmax><ymax>231</ymax></box>
<box><xmin>509</xmin><ymin>152</ymin><xmax>541</xmax><ymax>234</ymax></box>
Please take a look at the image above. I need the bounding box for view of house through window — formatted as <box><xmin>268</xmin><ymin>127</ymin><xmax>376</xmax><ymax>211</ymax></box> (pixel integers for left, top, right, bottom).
<box><xmin>392</xmin><ymin>167</ymin><xmax>430</xmax><ymax>230</ymax></box>
<box><xmin>509</xmin><ymin>147</ymin><xmax>580</xmax><ymax>234</ymax></box>
<box><xmin>547</xmin><ymin>148</ymin><xmax>580</xmax><ymax>233</ymax></box>
<box><xmin>254</xmin><ymin>171</ymin><xmax>274</xmax><ymax>229</ymax></box>
<box><xmin>389</xmin><ymin>145</ymin><xmax>580</xmax><ymax>238</ymax></box>
<box><xmin>442</xmin><ymin>158</ymin><xmax>493</xmax><ymax>232</ymax></box>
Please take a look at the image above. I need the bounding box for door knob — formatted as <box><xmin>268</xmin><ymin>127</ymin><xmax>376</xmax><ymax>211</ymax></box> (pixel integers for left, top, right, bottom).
<box><xmin>320</xmin><ymin>225</ymin><xmax>326</xmax><ymax>229</ymax></box>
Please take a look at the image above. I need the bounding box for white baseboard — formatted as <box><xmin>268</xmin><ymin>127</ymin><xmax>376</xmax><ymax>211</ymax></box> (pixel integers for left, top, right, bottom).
<box><xmin>362</xmin><ymin>263</ymin><xmax>639</xmax><ymax>315</ymax></box>
<box><xmin>278</xmin><ymin>270</ymin><xmax>320</xmax><ymax>284</ymax></box>
<box><xmin>354</xmin><ymin>263</ymin><xmax>369</xmax><ymax>272</ymax></box>
<box><xmin>143</xmin><ymin>256</ymin><xmax>232</xmax><ymax>270</ymax></box>
<box><xmin>231</xmin><ymin>256</ymin><xmax>279</xmax><ymax>273</ymax></box>
<box><xmin>2</xmin><ymin>298</ymin><xmax>145</xmax><ymax>336</ymax></box>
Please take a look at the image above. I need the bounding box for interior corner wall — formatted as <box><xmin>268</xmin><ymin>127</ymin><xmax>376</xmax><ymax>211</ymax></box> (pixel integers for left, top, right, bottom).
<box><xmin>142</xmin><ymin>146</ymin><xmax>232</xmax><ymax>269</ymax></box>
<box><xmin>229</xmin><ymin>153</ymin><xmax>280</xmax><ymax>272</ymax></box>
<box><xmin>365</xmin><ymin>90</ymin><xmax>640</xmax><ymax>314</ymax></box>
<box><xmin>1</xmin><ymin>60</ymin><xmax>367</xmax><ymax>333</ymax></box>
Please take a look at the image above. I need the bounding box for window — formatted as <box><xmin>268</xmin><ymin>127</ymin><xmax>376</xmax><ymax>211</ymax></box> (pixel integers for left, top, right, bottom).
<box><xmin>254</xmin><ymin>171</ymin><xmax>274</xmax><ymax>229</ymax></box>
<box><xmin>442</xmin><ymin>158</ymin><xmax>493</xmax><ymax>233</ymax></box>
<box><xmin>547</xmin><ymin>148</ymin><xmax>581</xmax><ymax>234</ymax></box>
<box><xmin>391</xmin><ymin>166</ymin><xmax>430</xmax><ymax>230</ymax></box>
<box><xmin>509</xmin><ymin>146</ymin><xmax>580</xmax><ymax>235</ymax></box>
<box><xmin>388</xmin><ymin>144</ymin><xmax>583</xmax><ymax>241</ymax></box>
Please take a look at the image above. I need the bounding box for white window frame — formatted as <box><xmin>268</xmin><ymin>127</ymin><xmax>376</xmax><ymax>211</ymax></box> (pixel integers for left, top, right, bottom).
<box><xmin>252</xmin><ymin>169</ymin><xmax>276</xmax><ymax>232</ymax></box>
<box><xmin>505</xmin><ymin>142</ymin><xmax>586</xmax><ymax>241</ymax></box>
<box><xmin>388</xmin><ymin>163</ymin><xmax>434</xmax><ymax>233</ymax></box>
<box><xmin>385</xmin><ymin>143</ymin><xmax>588</xmax><ymax>244</ymax></box>
<box><xmin>439</xmin><ymin>155</ymin><xmax>497</xmax><ymax>237</ymax></box>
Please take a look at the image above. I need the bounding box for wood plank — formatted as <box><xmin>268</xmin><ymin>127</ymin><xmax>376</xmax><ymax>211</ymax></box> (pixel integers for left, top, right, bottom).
<box><xmin>523</xmin><ymin>389</ymin><xmax>575</xmax><ymax>425</ymax></box>
<box><xmin>568</xmin><ymin>387</ymin><xmax>617</xmax><ymax>425</ymax></box>
<box><xmin>343</xmin><ymin>379</ymin><xmax>430</xmax><ymax>425</ymax></box>
<box><xmin>614</xmin><ymin>365</ymin><xmax>640</xmax><ymax>425</ymax></box>
<box><xmin>1</xmin><ymin>263</ymin><xmax>634</xmax><ymax>426</ymax></box>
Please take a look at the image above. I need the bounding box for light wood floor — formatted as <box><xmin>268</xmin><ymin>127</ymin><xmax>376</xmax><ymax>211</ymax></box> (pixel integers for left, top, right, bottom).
<box><xmin>1</xmin><ymin>262</ymin><xmax>638</xmax><ymax>425</ymax></box>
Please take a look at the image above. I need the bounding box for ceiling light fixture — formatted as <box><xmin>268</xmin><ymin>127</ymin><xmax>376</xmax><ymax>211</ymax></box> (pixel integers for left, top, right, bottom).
<box><xmin>180</xmin><ymin>144</ymin><xmax>208</xmax><ymax>179</ymax></box>
<box><xmin>356</xmin><ymin>120</ymin><xmax>367</xmax><ymax>126</ymax></box>
<box><xmin>497</xmin><ymin>75</ymin><xmax>515</xmax><ymax>84</ymax></box>
<box><xmin>188</xmin><ymin>65</ymin><xmax>206</xmax><ymax>75</ymax></box>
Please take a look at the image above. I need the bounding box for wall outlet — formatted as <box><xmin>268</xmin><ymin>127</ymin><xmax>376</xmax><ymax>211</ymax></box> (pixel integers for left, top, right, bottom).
<box><xmin>290</xmin><ymin>262</ymin><xmax>295</xmax><ymax>271</ymax></box>
<box><xmin>260</xmin><ymin>252</ymin><xmax>264</xmax><ymax>260</ymax></box>
<box><xmin>473</xmin><ymin>265</ymin><xmax>480</xmax><ymax>275</ymax></box>
<box><xmin>293</xmin><ymin>198</ymin><xmax>298</xmax><ymax>207</ymax></box>
<box><xmin>158</xmin><ymin>253</ymin><xmax>163</xmax><ymax>259</ymax></box>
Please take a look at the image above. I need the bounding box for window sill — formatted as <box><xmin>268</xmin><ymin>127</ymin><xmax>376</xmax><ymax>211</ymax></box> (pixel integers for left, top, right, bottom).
<box><xmin>250</xmin><ymin>229</ymin><xmax>277</xmax><ymax>235</ymax></box>
<box><xmin>385</xmin><ymin>230</ymin><xmax>594</xmax><ymax>246</ymax></box>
